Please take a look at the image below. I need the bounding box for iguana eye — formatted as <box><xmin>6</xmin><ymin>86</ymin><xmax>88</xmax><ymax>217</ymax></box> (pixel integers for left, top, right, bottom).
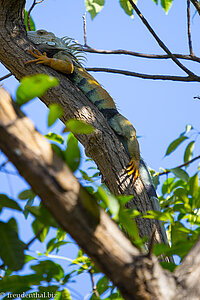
<box><xmin>37</xmin><ymin>30</ymin><xmax>47</xmax><ymax>35</ymax></box>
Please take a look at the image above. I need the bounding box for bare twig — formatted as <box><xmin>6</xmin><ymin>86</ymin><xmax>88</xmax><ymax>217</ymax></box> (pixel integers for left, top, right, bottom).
<box><xmin>86</xmin><ymin>67</ymin><xmax>200</xmax><ymax>82</ymax></box>
<box><xmin>89</xmin><ymin>269</ymin><xmax>100</xmax><ymax>298</ymax></box>
<box><xmin>158</xmin><ymin>155</ymin><xmax>200</xmax><ymax>176</ymax></box>
<box><xmin>190</xmin><ymin>0</ymin><xmax>200</xmax><ymax>15</ymax></box>
<box><xmin>0</xmin><ymin>159</ymin><xmax>9</xmax><ymax>169</ymax></box>
<box><xmin>27</xmin><ymin>0</ymin><xmax>44</xmax><ymax>31</ymax></box>
<box><xmin>128</xmin><ymin>0</ymin><xmax>197</xmax><ymax>78</ymax></box>
<box><xmin>82</xmin><ymin>13</ymin><xmax>88</xmax><ymax>47</ymax></box>
<box><xmin>187</xmin><ymin>0</ymin><xmax>194</xmax><ymax>56</ymax></box>
<box><xmin>83</xmin><ymin>47</ymin><xmax>200</xmax><ymax>63</ymax></box>
<box><xmin>24</xmin><ymin>226</ymin><xmax>45</xmax><ymax>250</ymax></box>
<box><xmin>0</xmin><ymin>72</ymin><xmax>12</xmax><ymax>82</ymax></box>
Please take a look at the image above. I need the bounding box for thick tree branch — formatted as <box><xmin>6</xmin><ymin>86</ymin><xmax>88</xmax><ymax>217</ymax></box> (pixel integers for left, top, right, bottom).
<box><xmin>86</xmin><ymin>67</ymin><xmax>200</xmax><ymax>82</ymax></box>
<box><xmin>0</xmin><ymin>87</ymin><xmax>178</xmax><ymax>300</ymax></box>
<box><xmin>0</xmin><ymin>0</ymin><xmax>169</xmax><ymax>244</ymax></box>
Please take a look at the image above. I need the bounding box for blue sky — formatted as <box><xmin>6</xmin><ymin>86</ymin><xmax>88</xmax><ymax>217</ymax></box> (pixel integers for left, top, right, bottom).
<box><xmin>0</xmin><ymin>0</ymin><xmax>200</xmax><ymax>298</ymax></box>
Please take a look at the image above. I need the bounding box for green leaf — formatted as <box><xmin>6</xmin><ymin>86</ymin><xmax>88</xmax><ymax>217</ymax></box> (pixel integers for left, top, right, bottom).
<box><xmin>0</xmin><ymin>194</ymin><xmax>22</xmax><ymax>211</ymax></box>
<box><xmin>85</xmin><ymin>0</ymin><xmax>105</xmax><ymax>19</ymax></box>
<box><xmin>161</xmin><ymin>177</ymin><xmax>175</xmax><ymax>195</ymax></box>
<box><xmin>119</xmin><ymin>209</ymin><xmax>141</xmax><ymax>245</ymax></box>
<box><xmin>165</xmin><ymin>136</ymin><xmax>188</xmax><ymax>156</ymax></box>
<box><xmin>96</xmin><ymin>276</ymin><xmax>110</xmax><ymax>295</ymax></box>
<box><xmin>153</xmin><ymin>0</ymin><xmax>158</xmax><ymax>4</ymax></box>
<box><xmin>174</xmin><ymin>188</ymin><xmax>189</xmax><ymax>204</ymax></box>
<box><xmin>184</xmin><ymin>141</ymin><xmax>195</xmax><ymax>164</ymax></box>
<box><xmin>160</xmin><ymin>262</ymin><xmax>177</xmax><ymax>272</ymax></box>
<box><xmin>64</xmin><ymin>133</ymin><xmax>81</xmax><ymax>172</ymax></box>
<box><xmin>188</xmin><ymin>173</ymin><xmax>199</xmax><ymax>197</ymax></box>
<box><xmin>7</xmin><ymin>218</ymin><xmax>18</xmax><ymax>233</ymax></box>
<box><xmin>32</xmin><ymin>219</ymin><xmax>49</xmax><ymax>242</ymax></box>
<box><xmin>120</xmin><ymin>0</ymin><xmax>135</xmax><ymax>17</ymax></box>
<box><xmin>48</xmin><ymin>104</ymin><xmax>64</xmax><ymax>127</ymax></box>
<box><xmin>16</xmin><ymin>74</ymin><xmax>59</xmax><ymax>106</ymax></box>
<box><xmin>64</xmin><ymin>119</ymin><xmax>94</xmax><ymax>134</ymax></box>
<box><xmin>24</xmin><ymin>10</ymin><xmax>35</xmax><ymax>31</ymax></box>
<box><xmin>18</xmin><ymin>189</ymin><xmax>35</xmax><ymax>200</ymax></box>
<box><xmin>97</xmin><ymin>187</ymin><xmax>120</xmax><ymax>220</ymax></box>
<box><xmin>170</xmin><ymin>168</ymin><xmax>189</xmax><ymax>182</ymax></box>
<box><xmin>161</xmin><ymin>0</ymin><xmax>173</xmax><ymax>13</ymax></box>
<box><xmin>31</xmin><ymin>260</ymin><xmax>64</xmax><ymax>282</ymax></box>
<box><xmin>55</xmin><ymin>289</ymin><xmax>71</xmax><ymax>300</ymax></box>
<box><xmin>0</xmin><ymin>222</ymin><xmax>25</xmax><ymax>271</ymax></box>
<box><xmin>0</xmin><ymin>274</ymin><xmax>43</xmax><ymax>293</ymax></box>
<box><xmin>45</xmin><ymin>132</ymin><xmax>64</xmax><ymax>144</ymax></box>
<box><xmin>27</xmin><ymin>204</ymin><xmax>58</xmax><ymax>228</ymax></box>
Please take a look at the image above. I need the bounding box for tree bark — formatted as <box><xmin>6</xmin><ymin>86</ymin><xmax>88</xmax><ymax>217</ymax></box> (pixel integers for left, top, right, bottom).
<box><xmin>0</xmin><ymin>0</ymin><xmax>166</xmax><ymax>246</ymax></box>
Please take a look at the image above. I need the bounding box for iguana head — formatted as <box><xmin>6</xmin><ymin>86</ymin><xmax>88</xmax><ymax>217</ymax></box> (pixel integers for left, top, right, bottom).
<box><xmin>27</xmin><ymin>29</ymin><xmax>85</xmax><ymax>63</ymax></box>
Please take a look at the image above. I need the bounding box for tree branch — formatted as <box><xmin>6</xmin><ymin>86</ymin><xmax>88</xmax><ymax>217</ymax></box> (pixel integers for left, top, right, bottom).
<box><xmin>190</xmin><ymin>0</ymin><xmax>200</xmax><ymax>16</ymax></box>
<box><xmin>187</xmin><ymin>0</ymin><xmax>194</xmax><ymax>56</ymax></box>
<box><xmin>128</xmin><ymin>0</ymin><xmax>197</xmax><ymax>78</ymax></box>
<box><xmin>158</xmin><ymin>155</ymin><xmax>200</xmax><ymax>176</ymax></box>
<box><xmin>86</xmin><ymin>67</ymin><xmax>200</xmax><ymax>82</ymax></box>
<box><xmin>83</xmin><ymin>47</ymin><xmax>200</xmax><ymax>63</ymax></box>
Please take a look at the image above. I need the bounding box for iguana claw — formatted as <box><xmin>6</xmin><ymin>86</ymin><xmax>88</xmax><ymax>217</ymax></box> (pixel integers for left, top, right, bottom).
<box><xmin>26</xmin><ymin>49</ymin><xmax>49</xmax><ymax>65</ymax></box>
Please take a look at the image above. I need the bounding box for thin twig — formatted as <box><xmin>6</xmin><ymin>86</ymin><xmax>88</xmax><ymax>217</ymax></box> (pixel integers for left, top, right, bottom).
<box><xmin>86</xmin><ymin>67</ymin><xmax>200</xmax><ymax>82</ymax></box>
<box><xmin>0</xmin><ymin>73</ymin><xmax>12</xmax><ymax>82</ymax></box>
<box><xmin>89</xmin><ymin>268</ymin><xmax>100</xmax><ymax>298</ymax></box>
<box><xmin>24</xmin><ymin>226</ymin><xmax>45</xmax><ymax>250</ymax></box>
<box><xmin>128</xmin><ymin>0</ymin><xmax>197</xmax><ymax>77</ymax></box>
<box><xmin>187</xmin><ymin>0</ymin><xmax>194</xmax><ymax>56</ymax></box>
<box><xmin>0</xmin><ymin>159</ymin><xmax>9</xmax><ymax>169</ymax></box>
<box><xmin>27</xmin><ymin>0</ymin><xmax>44</xmax><ymax>31</ymax></box>
<box><xmin>190</xmin><ymin>0</ymin><xmax>200</xmax><ymax>16</ymax></box>
<box><xmin>158</xmin><ymin>155</ymin><xmax>200</xmax><ymax>176</ymax></box>
<box><xmin>83</xmin><ymin>47</ymin><xmax>200</xmax><ymax>63</ymax></box>
<box><xmin>82</xmin><ymin>13</ymin><xmax>88</xmax><ymax>47</ymax></box>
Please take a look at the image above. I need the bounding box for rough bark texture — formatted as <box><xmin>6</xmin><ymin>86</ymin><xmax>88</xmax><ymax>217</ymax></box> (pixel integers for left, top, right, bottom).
<box><xmin>0</xmin><ymin>0</ymin><xmax>169</xmax><ymax>245</ymax></box>
<box><xmin>0</xmin><ymin>87</ymin><xmax>179</xmax><ymax>300</ymax></box>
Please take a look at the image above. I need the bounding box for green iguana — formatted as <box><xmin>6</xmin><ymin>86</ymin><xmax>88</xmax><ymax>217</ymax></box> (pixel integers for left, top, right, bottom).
<box><xmin>26</xmin><ymin>29</ymin><xmax>159</xmax><ymax>207</ymax></box>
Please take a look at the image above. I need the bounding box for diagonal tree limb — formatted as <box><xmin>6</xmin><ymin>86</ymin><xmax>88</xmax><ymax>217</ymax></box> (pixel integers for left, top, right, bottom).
<box><xmin>83</xmin><ymin>47</ymin><xmax>200</xmax><ymax>63</ymax></box>
<box><xmin>190</xmin><ymin>0</ymin><xmax>200</xmax><ymax>15</ymax></box>
<box><xmin>128</xmin><ymin>0</ymin><xmax>197</xmax><ymax>78</ymax></box>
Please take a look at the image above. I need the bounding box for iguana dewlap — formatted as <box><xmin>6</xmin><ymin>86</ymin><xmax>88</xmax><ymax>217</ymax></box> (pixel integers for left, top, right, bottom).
<box><xmin>27</xmin><ymin>29</ymin><xmax>140</xmax><ymax>181</ymax></box>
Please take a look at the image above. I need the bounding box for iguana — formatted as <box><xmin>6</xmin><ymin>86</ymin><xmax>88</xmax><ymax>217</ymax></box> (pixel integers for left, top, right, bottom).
<box><xmin>26</xmin><ymin>29</ymin><xmax>160</xmax><ymax>209</ymax></box>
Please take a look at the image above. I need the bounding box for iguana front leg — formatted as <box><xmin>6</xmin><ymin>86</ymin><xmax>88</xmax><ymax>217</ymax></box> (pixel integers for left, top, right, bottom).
<box><xmin>26</xmin><ymin>49</ymin><xmax>74</xmax><ymax>74</ymax></box>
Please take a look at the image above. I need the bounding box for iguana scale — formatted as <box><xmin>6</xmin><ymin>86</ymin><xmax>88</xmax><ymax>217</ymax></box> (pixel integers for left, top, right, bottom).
<box><xmin>26</xmin><ymin>30</ymin><xmax>160</xmax><ymax>205</ymax></box>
